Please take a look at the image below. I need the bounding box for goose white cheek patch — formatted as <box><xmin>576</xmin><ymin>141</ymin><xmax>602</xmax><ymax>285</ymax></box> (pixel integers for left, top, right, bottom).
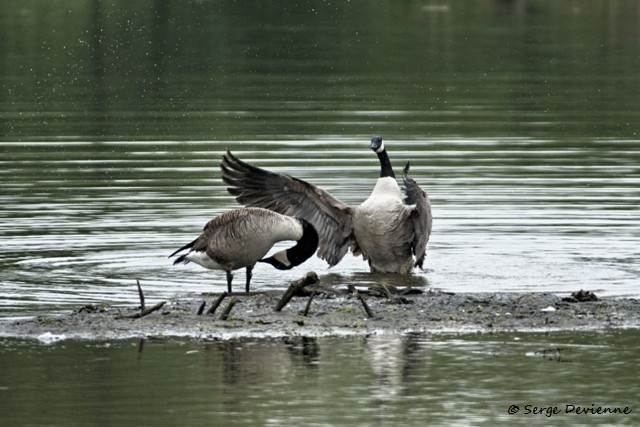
<box><xmin>273</xmin><ymin>250</ymin><xmax>291</xmax><ymax>267</ymax></box>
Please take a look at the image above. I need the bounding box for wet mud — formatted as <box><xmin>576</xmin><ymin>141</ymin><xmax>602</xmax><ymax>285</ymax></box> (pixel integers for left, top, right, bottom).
<box><xmin>2</xmin><ymin>274</ymin><xmax>639</xmax><ymax>341</ymax></box>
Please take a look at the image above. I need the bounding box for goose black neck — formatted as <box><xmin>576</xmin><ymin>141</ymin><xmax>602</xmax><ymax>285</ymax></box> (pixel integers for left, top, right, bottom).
<box><xmin>287</xmin><ymin>220</ymin><xmax>319</xmax><ymax>267</ymax></box>
<box><xmin>259</xmin><ymin>220</ymin><xmax>319</xmax><ymax>270</ymax></box>
<box><xmin>377</xmin><ymin>149</ymin><xmax>396</xmax><ymax>179</ymax></box>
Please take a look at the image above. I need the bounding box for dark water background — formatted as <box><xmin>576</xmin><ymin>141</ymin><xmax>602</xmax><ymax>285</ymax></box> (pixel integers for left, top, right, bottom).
<box><xmin>1</xmin><ymin>0</ymin><xmax>639</xmax><ymax>316</ymax></box>
<box><xmin>1</xmin><ymin>331</ymin><xmax>639</xmax><ymax>426</ymax></box>
<box><xmin>1</xmin><ymin>1</ymin><xmax>639</xmax><ymax>425</ymax></box>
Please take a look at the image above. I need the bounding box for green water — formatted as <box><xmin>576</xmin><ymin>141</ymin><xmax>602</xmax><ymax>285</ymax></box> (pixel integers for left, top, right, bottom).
<box><xmin>1</xmin><ymin>331</ymin><xmax>638</xmax><ymax>427</ymax></box>
<box><xmin>1</xmin><ymin>1</ymin><xmax>640</xmax><ymax>425</ymax></box>
<box><xmin>2</xmin><ymin>0</ymin><xmax>639</xmax><ymax>141</ymax></box>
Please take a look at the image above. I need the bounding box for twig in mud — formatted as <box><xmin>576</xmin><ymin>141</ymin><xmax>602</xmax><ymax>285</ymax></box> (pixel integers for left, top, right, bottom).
<box><xmin>136</xmin><ymin>279</ymin><xmax>145</xmax><ymax>310</ymax></box>
<box><xmin>369</xmin><ymin>282</ymin><xmax>392</xmax><ymax>299</ymax></box>
<box><xmin>206</xmin><ymin>292</ymin><xmax>228</xmax><ymax>315</ymax></box>
<box><xmin>219</xmin><ymin>297</ymin><xmax>237</xmax><ymax>320</ymax></box>
<box><xmin>122</xmin><ymin>301</ymin><xmax>166</xmax><ymax>319</ymax></box>
<box><xmin>303</xmin><ymin>280</ymin><xmax>321</xmax><ymax>317</ymax></box>
<box><xmin>348</xmin><ymin>284</ymin><xmax>375</xmax><ymax>318</ymax></box>
<box><xmin>196</xmin><ymin>301</ymin><xmax>207</xmax><ymax>315</ymax></box>
<box><xmin>357</xmin><ymin>293</ymin><xmax>375</xmax><ymax>318</ymax></box>
<box><xmin>275</xmin><ymin>272</ymin><xmax>319</xmax><ymax>312</ymax></box>
<box><xmin>120</xmin><ymin>279</ymin><xmax>166</xmax><ymax>319</ymax></box>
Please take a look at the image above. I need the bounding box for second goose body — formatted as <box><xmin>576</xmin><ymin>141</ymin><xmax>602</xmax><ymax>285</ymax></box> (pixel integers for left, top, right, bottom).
<box><xmin>221</xmin><ymin>136</ymin><xmax>432</xmax><ymax>274</ymax></box>
<box><xmin>169</xmin><ymin>207</ymin><xmax>319</xmax><ymax>293</ymax></box>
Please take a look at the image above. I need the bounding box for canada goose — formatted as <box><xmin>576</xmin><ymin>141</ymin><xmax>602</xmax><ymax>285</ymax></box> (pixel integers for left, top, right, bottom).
<box><xmin>220</xmin><ymin>136</ymin><xmax>432</xmax><ymax>274</ymax></box>
<box><xmin>169</xmin><ymin>207</ymin><xmax>319</xmax><ymax>293</ymax></box>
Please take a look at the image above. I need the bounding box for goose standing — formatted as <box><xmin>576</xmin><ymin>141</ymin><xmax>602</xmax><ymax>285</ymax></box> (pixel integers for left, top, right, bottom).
<box><xmin>220</xmin><ymin>136</ymin><xmax>432</xmax><ymax>274</ymax></box>
<box><xmin>169</xmin><ymin>207</ymin><xmax>319</xmax><ymax>293</ymax></box>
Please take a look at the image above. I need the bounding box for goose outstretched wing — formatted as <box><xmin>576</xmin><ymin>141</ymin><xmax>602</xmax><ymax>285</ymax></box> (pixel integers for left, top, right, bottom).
<box><xmin>403</xmin><ymin>162</ymin><xmax>432</xmax><ymax>268</ymax></box>
<box><xmin>221</xmin><ymin>151</ymin><xmax>357</xmax><ymax>266</ymax></box>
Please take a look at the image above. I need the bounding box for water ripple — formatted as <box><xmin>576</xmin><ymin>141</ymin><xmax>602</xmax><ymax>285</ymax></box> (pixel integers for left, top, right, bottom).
<box><xmin>1</xmin><ymin>138</ymin><xmax>639</xmax><ymax>316</ymax></box>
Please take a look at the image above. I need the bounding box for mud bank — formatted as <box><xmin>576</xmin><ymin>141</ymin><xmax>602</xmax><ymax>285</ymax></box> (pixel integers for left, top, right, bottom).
<box><xmin>2</xmin><ymin>278</ymin><xmax>639</xmax><ymax>341</ymax></box>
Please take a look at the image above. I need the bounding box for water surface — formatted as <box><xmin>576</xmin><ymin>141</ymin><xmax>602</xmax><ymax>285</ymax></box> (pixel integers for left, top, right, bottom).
<box><xmin>2</xmin><ymin>1</ymin><xmax>639</xmax><ymax>426</ymax></box>
<box><xmin>1</xmin><ymin>330</ymin><xmax>638</xmax><ymax>426</ymax></box>
<box><xmin>1</xmin><ymin>4</ymin><xmax>640</xmax><ymax>310</ymax></box>
<box><xmin>2</xmin><ymin>136</ymin><xmax>639</xmax><ymax>317</ymax></box>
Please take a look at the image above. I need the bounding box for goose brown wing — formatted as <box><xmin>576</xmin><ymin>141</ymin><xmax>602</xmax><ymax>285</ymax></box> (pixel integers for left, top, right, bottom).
<box><xmin>185</xmin><ymin>211</ymin><xmax>239</xmax><ymax>259</ymax></box>
<box><xmin>221</xmin><ymin>151</ymin><xmax>357</xmax><ymax>266</ymax></box>
<box><xmin>402</xmin><ymin>162</ymin><xmax>432</xmax><ymax>268</ymax></box>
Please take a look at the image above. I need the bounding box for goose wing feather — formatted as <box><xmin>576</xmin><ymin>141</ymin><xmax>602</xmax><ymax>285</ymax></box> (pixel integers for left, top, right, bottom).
<box><xmin>403</xmin><ymin>162</ymin><xmax>432</xmax><ymax>268</ymax></box>
<box><xmin>221</xmin><ymin>151</ymin><xmax>357</xmax><ymax>266</ymax></box>
<box><xmin>180</xmin><ymin>209</ymin><xmax>248</xmax><ymax>262</ymax></box>
<box><xmin>200</xmin><ymin>208</ymin><xmax>287</xmax><ymax>264</ymax></box>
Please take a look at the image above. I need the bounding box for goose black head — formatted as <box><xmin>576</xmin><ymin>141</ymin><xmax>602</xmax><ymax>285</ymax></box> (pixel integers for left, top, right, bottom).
<box><xmin>370</xmin><ymin>135</ymin><xmax>384</xmax><ymax>153</ymax></box>
<box><xmin>259</xmin><ymin>219</ymin><xmax>319</xmax><ymax>270</ymax></box>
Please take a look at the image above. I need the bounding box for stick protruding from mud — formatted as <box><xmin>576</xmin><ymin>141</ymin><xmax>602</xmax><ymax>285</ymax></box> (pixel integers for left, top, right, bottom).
<box><xmin>303</xmin><ymin>279</ymin><xmax>321</xmax><ymax>317</ymax></box>
<box><xmin>125</xmin><ymin>301</ymin><xmax>167</xmax><ymax>319</ymax></box>
<box><xmin>219</xmin><ymin>297</ymin><xmax>237</xmax><ymax>320</ymax></box>
<box><xmin>121</xmin><ymin>280</ymin><xmax>166</xmax><ymax>319</ymax></box>
<box><xmin>348</xmin><ymin>284</ymin><xmax>375</xmax><ymax>318</ymax></box>
<box><xmin>136</xmin><ymin>279</ymin><xmax>145</xmax><ymax>310</ymax></box>
<box><xmin>206</xmin><ymin>292</ymin><xmax>228</xmax><ymax>315</ymax></box>
<box><xmin>196</xmin><ymin>301</ymin><xmax>207</xmax><ymax>315</ymax></box>
<box><xmin>275</xmin><ymin>272</ymin><xmax>319</xmax><ymax>312</ymax></box>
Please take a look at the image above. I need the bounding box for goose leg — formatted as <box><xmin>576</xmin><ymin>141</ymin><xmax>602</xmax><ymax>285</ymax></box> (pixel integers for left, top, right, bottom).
<box><xmin>226</xmin><ymin>271</ymin><xmax>233</xmax><ymax>294</ymax></box>
<box><xmin>245</xmin><ymin>266</ymin><xmax>253</xmax><ymax>293</ymax></box>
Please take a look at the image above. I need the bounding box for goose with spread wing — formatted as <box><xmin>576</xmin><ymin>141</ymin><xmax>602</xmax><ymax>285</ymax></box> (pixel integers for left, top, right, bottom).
<box><xmin>169</xmin><ymin>207</ymin><xmax>319</xmax><ymax>293</ymax></box>
<box><xmin>220</xmin><ymin>136</ymin><xmax>432</xmax><ymax>274</ymax></box>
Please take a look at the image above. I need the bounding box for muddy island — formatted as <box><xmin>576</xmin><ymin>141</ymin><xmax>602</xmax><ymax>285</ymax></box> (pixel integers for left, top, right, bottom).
<box><xmin>2</xmin><ymin>273</ymin><xmax>639</xmax><ymax>341</ymax></box>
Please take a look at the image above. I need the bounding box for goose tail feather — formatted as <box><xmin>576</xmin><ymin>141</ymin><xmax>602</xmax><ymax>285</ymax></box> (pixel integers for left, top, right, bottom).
<box><xmin>169</xmin><ymin>237</ymin><xmax>198</xmax><ymax>264</ymax></box>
